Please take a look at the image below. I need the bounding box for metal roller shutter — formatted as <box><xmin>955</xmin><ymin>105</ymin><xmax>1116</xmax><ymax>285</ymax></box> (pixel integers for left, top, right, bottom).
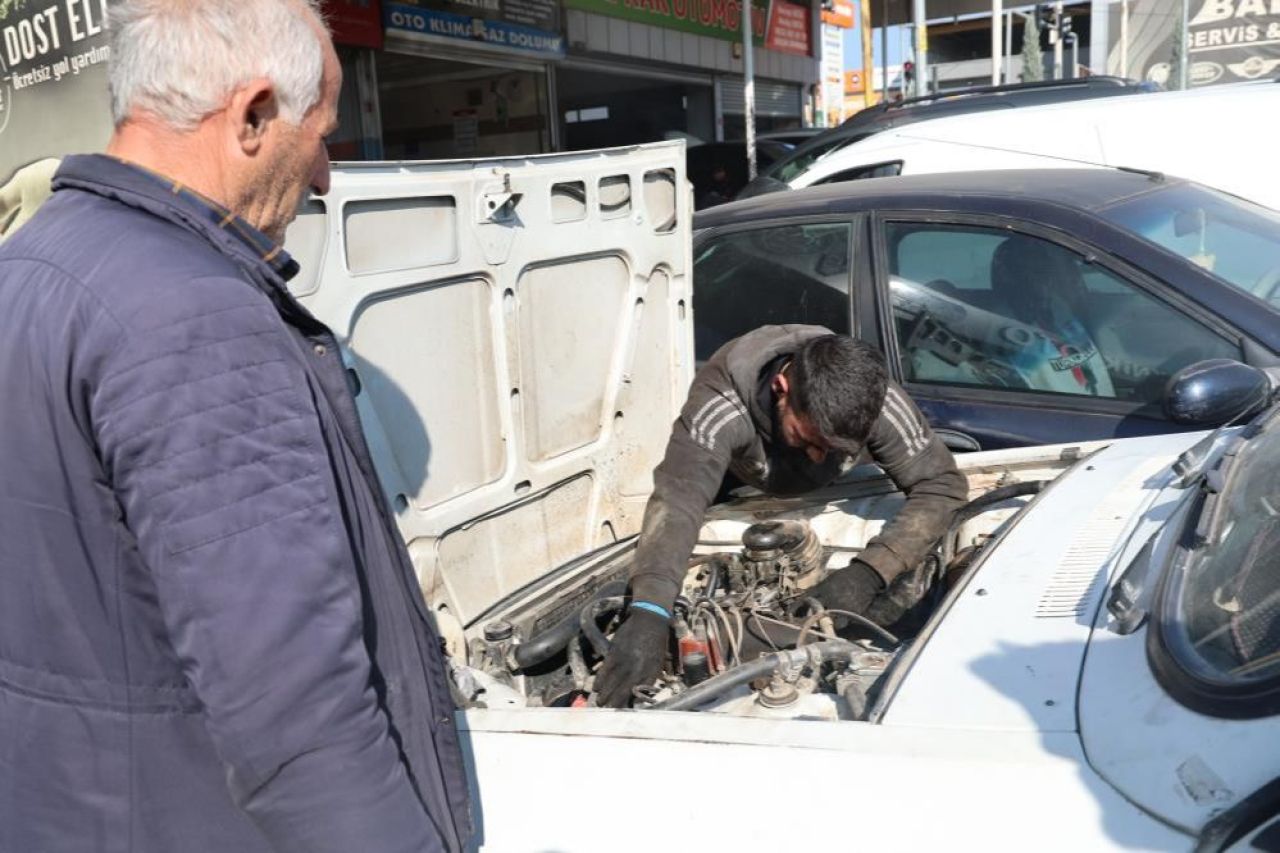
<box><xmin>717</xmin><ymin>78</ymin><xmax>803</xmax><ymax>116</ymax></box>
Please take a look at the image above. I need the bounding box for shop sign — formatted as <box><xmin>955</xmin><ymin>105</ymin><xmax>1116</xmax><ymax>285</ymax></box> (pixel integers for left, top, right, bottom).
<box><xmin>766</xmin><ymin>0</ymin><xmax>810</xmax><ymax>56</ymax></box>
<box><xmin>563</xmin><ymin>0</ymin><xmax>809</xmax><ymax>54</ymax></box>
<box><xmin>384</xmin><ymin>0</ymin><xmax>564</xmax><ymax>58</ymax></box>
<box><xmin>820</xmin><ymin>0</ymin><xmax>855</xmax><ymax>29</ymax></box>
<box><xmin>818</xmin><ymin>22</ymin><xmax>842</xmax><ymax>126</ymax></box>
<box><xmin>323</xmin><ymin>0</ymin><xmax>385</xmax><ymax>49</ymax></box>
<box><xmin>1186</xmin><ymin>1</ymin><xmax>1280</xmax><ymax>83</ymax></box>
<box><xmin>1107</xmin><ymin>0</ymin><xmax>1280</xmax><ymax>87</ymax></box>
<box><xmin>562</xmin><ymin>0</ymin><xmax>765</xmax><ymax>43</ymax></box>
<box><xmin>0</xmin><ymin>0</ymin><xmax>112</xmax><ymax>184</ymax></box>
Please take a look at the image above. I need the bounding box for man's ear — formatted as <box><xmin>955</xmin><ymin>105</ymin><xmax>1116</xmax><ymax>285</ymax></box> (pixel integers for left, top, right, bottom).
<box><xmin>229</xmin><ymin>78</ymin><xmax>277</xmax><ymax>155</ymax></box>
<box><xmin>771</xmin><ymin>370</ymin><xmax>790</xmax><ymax>399</ymax></box>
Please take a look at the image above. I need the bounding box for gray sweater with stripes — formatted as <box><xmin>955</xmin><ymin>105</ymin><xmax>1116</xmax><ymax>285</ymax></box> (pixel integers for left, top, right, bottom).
<box><xmin>629</xmin><ymin>325</ymin><xmax>969</xmax><ymax>611</ymax></box>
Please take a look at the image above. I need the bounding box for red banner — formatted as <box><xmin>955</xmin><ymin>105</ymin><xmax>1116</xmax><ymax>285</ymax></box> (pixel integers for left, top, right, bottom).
<box><xmin>322</xmin><ymin>0</ymin><xmax>384</xmax><ymax>49</ymax></box>
<box><xmin>766</xmin><ymin>0</ymin><xmax>810</xmax><ymax>56</ymax></box>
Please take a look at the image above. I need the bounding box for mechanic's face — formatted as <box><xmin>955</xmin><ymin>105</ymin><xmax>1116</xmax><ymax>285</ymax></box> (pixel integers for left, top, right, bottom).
<box><xmin>772</xmin><ymin>369</ymin><xmax>831</xmax><ymax>464</ymax></box>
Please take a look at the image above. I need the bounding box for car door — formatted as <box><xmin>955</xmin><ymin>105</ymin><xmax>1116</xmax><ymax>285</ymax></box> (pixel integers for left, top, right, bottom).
<box><xmin>691</xmin><ymin>216</ymin><xmax>861</xmax><ymax>365</ymax></box>
<box><xmin>866</xmin><ymin>213</ymin><xmax>1248</xmax><ymax>451</ymax></box>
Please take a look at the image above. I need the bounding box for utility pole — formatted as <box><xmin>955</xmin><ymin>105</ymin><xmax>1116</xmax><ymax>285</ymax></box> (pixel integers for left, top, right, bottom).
<box><xmin>912</xmin><ymin>0</ymin><xmax>929</xmax><ymax>97</ymax></box>
<box><xmin>1050</xmin><ymin>2</ymin><xmax>1063</xmax><ymax>80</ymax></box>
<box><xmin>1119</xmin><ymin>0</ymin><xmax>1129</xmax><ymax>78</ymax></box>
<box><xmin>991</xmin><ymin>0</ymin><xmax>1003</xmax><ymax>85</ymax></box>
<box><xmin>1179</xmin><ymin>0</ymin><xmax>1191</xmax><ymax>89</ymax></box>
<box><xmin>900</xmin><ymin>25</ymin><xmax>909</xmax><ymax>98</ymax></box>
<box><xmin>862</xmin><ymin>0</ymin><xmax>875</xmax><ymax>108</ymax></box>
<box><xmin>743</xmin><ymin>0</ymin><xmax>756</xmax><ymax>180</ymax></box>
<box><xmin>1005</xmin><ymin>9</ymin><xmax>1013</xmax><ymax>83</ymax></box>
<box><xmin>881</xmin><ymin>0</ymin><xmax>889</xmax><ymax>102</ymax></box>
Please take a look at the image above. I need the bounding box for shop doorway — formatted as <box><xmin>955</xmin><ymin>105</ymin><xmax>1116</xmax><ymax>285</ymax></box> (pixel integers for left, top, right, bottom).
<box><xmin>376</xmin><ymin>52</ymin><xmax>553</xmax><ymax>159</ymax></box>
<box><xmin>556</xmin><ymin>67</ymin><xmax>714</xmax><ymax>150</ymax></box>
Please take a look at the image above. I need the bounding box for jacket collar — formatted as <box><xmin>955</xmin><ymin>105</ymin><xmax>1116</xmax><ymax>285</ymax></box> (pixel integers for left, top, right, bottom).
<box><xmin>52</xmin><ymin>154</ymin><xmax>299</xmax><ymax>283</ymax></box>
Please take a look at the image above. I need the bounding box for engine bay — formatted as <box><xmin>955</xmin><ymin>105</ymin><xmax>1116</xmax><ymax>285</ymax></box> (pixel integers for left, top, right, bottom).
<box><xmin>453</xmin><ymin>454</ymin><xmax>1076</xmax><ymax>721</ymax></box>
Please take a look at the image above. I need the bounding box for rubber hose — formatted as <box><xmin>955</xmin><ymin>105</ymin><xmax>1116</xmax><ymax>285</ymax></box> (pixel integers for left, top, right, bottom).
<box><xmin>512</xmin><ymin>580</ymin><xmax>627</xmax><ymax>669</ymax></box>
<box><xmin>655</xmin><ymin>639</ymin><xmax>857</xmax><ymax>711</ymax></box>
<box><xmin>579</xmin><ymin>595</ymin><xmax>626</xmax><ymax>658</ymax></box>
<box><xmin>942</xmin><ymin>481</ymin><xmax>1048</xmax><ymax>565</ymax></box>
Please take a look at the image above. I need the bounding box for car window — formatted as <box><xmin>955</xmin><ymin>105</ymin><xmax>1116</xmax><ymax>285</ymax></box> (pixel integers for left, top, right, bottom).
<box><xmin>886</xmin><ymin>223</ymin><xmax>1242</xmax><ymax>407</ymax></box>
<box><xmin>1099</xmin><ymin>183</ymin><xmax>1280</xmax><ymax>307</ymax></box>
<box><xmin>694</xmin><ymin>223</ymin><xmax>852</xmax><ymax>362</ymax></box>
<box><xmin>816</xmin><ymin>161</ymin><xmax>903</xmax><ymax>185</ymax></box>
<box><xmin>770</xmin><ymin>134</ymin><xmax>867</xmax><ymax>184</ymax></box>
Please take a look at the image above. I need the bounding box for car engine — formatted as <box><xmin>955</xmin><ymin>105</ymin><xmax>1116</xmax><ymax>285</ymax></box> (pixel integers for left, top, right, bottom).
<box><xmin>458</xmin><ymin>512</ymin><xmax>969</xmax><ymax>720</ymax></box>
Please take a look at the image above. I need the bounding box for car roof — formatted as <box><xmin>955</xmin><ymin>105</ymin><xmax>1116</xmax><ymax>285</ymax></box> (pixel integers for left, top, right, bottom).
<box><xmin>753</xmin><ymin>77</ymin><xmax>1152</xmax><ymax>180</ymax></box>
<box><xmin>843</xmin><ymin>76</ymin><xmax>1146</xmax><ymax>132</ymax></box>
<box><xmin>695</xmin><ymin>168</ymin><xmax>1176</xmax><ymax>229</ymax></box>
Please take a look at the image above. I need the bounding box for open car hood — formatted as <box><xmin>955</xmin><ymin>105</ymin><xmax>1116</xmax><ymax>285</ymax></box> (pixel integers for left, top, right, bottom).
<box><xmin>283</xmin><ymin>142</ymin><xmax>693</xmax><ymax>638</ymax></box>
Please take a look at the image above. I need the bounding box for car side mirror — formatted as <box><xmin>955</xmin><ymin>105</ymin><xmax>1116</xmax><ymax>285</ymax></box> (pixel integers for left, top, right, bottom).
<box><xmin>1164</xmin><ymin>358</ymin><xmax>1273</xmax><ymax>426</ymax></box>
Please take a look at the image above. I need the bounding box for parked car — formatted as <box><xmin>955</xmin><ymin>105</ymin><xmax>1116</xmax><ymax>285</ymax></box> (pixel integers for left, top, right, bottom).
<box><xmin>754</xmin><ymin>127</ymin><xmax>824</xmax><ymax>148</ymax></box>
<box><xmin>687</xmin><ymin>138</ymin><xmax>795</xmax><ymax>208</ymax></box>
<box><xmin>693</xmin><ymin>168</ymin><xmax>1280</xmax><ymax>451</ymax></box>
<box><xmin>738</xmin><ymin>75</ymin><xmax>1155</xmax><ymax>200</ymax></box>
<box><xmin>783</xmin><ymin>79</ymin><xmax>1280</xmax><ymax>212</ymax></box>
<box><xmin>286</xmin><ymin>142</ymin><xmax>1280</xmax><ymax>851</ymax></box>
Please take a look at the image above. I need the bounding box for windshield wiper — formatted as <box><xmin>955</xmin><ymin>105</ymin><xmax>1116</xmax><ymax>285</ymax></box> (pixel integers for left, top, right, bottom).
<box><xmin>1195</xmin><ymin>774</ymin><xmax>1280</xmax><ymax>852</ymax></box>
<box><xmin>1109</xmin><ymin>404</ymin><xmax>1277</xmax><ymax>632</ymax></box>
<box><xmin>1174</xmin><ymin>392</ymin><xmax>1279</xmax><ymax>488</ymax></box>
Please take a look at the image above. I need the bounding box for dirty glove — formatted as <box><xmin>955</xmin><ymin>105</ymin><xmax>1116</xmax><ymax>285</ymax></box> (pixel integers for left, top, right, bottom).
<box><xmin>808</xmin><ymin>560</ymin><xmax>886</xmax><ymax>628</ymax></box>
<box><xmin>594</xmin><ymin>606</ymin><xmax>669</xmax><ymax>708</ymax></box>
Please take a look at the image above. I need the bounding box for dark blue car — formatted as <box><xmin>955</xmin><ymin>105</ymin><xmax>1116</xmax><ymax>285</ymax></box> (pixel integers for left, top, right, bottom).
<box><xmin>692</xmin><ymin>169</ymin><xmax>1280</xmax><ymax>451</ymax></box>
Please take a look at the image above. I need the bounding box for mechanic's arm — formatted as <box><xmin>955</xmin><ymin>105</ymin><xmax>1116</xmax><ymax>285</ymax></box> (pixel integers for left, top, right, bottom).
<box><xmin>860</xmin><ymin>384</ymin><xmax>969</xmax><ymax>583</ymax></box>
<box><xmin>595</xmin><ymin>386</ymin><xmax>754</xmax><ymax>707</ymax></box>
<box><xmin>628</xmin><ymin>387</ymin><xmax>754</xmax><ymax>612</ymax></box>
<box><xmin>93</xmin><ymin>286</ymin><xmax>441</xmax><ymax>853</ymax></box>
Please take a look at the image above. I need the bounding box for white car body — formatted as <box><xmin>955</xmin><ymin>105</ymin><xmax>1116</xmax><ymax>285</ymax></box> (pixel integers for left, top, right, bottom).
<box><xmin>787</xmin><ymin>81</ymin><xmax>1280</xmax><ymax>212</ymax></box>
<box><xmin>285</xmin><ymin>143</ymin><xmax>1280</xmax><ymax>851</ymax></box>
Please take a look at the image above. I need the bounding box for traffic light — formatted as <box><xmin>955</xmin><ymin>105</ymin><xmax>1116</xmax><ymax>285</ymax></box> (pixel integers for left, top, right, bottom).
<box><xmin>1035</xmin><ymin>3</ymin><xmax>1054</xmax><ymax>30</ymax></box>
<box><xmin>903</xmin><ymin>61</ymin><xmax>915</xmax><ymax>84</ymax></box>
<box><xmin>1060</xmin><ymin>14</ymin><xmax>1073</xmax><ymax>39</ymax></box>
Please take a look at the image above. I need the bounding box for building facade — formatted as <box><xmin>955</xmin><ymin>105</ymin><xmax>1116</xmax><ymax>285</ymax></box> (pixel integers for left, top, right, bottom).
<box><xmin>322</xmin><ymin>0</ymin><xmax>822</xmax><ymax>161</ymax></box>
<box><xmin>880</xmin><ymin>1</ymin><xmax>1280</xmax><ymax>97</ymax></box>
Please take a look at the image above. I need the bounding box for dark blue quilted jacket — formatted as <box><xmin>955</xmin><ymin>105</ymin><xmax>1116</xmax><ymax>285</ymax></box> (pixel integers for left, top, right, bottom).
<box><xmin>0</xmin><ymin>155</ymin><xmax>472</xmax><ymax>853</ymax></box>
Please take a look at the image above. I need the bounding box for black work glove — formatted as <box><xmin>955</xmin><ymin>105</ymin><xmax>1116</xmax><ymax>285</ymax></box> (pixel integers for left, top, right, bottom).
<box><xmin>593</xmin><ymin>607</ymin><xmax>669</xmax><ymax>708</ymax></box>
<box><xmin>808</xmin><ymin>560</ymin><xmax>886</xmax><ymax>628</ymax></box>
<box><xmin>865</xmin><ymin>568</ymin><xmax>929</xmax><ymax>630</ymax></box>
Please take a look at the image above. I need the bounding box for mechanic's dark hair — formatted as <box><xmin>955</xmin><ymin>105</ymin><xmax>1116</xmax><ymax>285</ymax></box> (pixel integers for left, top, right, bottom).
<box><xmin>788</xmin><ymin>335</ymin><xmax>888</xmax><ymax>453</ymax></box>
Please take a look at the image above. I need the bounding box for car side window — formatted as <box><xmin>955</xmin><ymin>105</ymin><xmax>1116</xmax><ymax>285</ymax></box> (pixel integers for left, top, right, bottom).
<box><xmin>886</xmin><ymin>223</ymin><xmax>1242</xmax><ymax>407</ymax></box>
<box><xmin>694</xmin><ymin>223</ymin><xmax>852</xmax><ymax>362</ymax></box>
<box><xmin>816</xmin><ymin>161</ymin><xmax>903</xmax><ymax>185</ymax></box>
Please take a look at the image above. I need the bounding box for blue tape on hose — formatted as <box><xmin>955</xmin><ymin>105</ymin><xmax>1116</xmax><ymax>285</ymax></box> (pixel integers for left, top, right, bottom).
<box><xmin>631</xmin><ymin>601</ymin><xmax>671</xmax><ymax>620</ymax></box>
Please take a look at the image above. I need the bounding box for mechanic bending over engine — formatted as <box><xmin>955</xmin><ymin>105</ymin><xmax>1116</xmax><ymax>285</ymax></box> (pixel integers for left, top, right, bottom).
<box><xmin>595</xmin><ymin>325</ymin><xmax>969</xmax><ymax>707</ymax></box>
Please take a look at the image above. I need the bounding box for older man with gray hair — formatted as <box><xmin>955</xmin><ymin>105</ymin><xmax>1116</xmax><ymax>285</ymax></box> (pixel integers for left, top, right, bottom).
<box><xmin>0</xmin><ymin>2</ymin><xmax>471</xmax><ymax>851</ymax></box>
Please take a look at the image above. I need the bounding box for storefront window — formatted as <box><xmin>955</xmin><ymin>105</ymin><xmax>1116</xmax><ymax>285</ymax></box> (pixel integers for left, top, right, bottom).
<box><xmin>377</xmin><ymin>54</ymin><xmax>551</xmax><ymax>159</ymax></box>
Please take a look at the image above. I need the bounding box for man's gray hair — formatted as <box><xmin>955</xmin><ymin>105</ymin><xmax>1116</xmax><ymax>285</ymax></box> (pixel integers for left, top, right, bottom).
<box><xmin>107</xmin><ymin>0</ymin><xmax>329</xmax><ymax>130</ymax></box>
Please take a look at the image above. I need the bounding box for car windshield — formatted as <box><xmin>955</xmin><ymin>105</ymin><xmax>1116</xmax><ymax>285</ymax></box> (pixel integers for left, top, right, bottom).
<box><xmin>769</xmin><ymin>134</ymin><xmax>863</xmax><ymax>184</ymax></box>
<box><xmin>1099</xmin><ymin>183</ymin><xmax>1280</xmax><ymax>307</ymax></box>
<box><xmin>1162</xmin><ymin>407</ymin><xmax>1280</xmax><ymax>687</ymax></box>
